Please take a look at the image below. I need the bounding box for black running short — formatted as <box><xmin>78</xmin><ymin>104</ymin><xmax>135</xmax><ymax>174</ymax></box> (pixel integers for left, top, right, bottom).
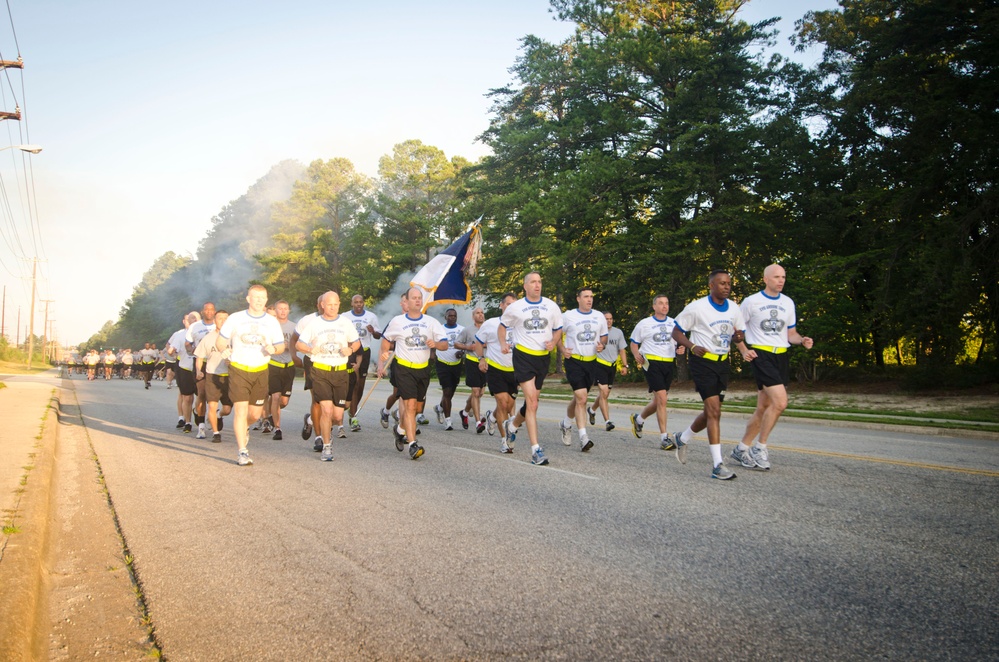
<box><xmin>487</xmin><ymin>365</ymin><xmax>518</xmax><ymax>398</ymax></box>
<box><xmin>513</xmin><ymin>348</ymin><xmax>549</xmax><ymax>391</ymax></box>
<box><xmin>564</xmin><ymin>357</ymin><xmax>595</xmax><ymax>392</ymax></box>
<box><xmin>641</xmin><ymin>359</ymin><xmax>675</xmax><ymax>393</ymax></box>
<box><xmin>175</xmin><ymin>367</ymin><xmax>197</xmax><ymax>396</ymax></box>
<box><xmin>269</xmin><ymin>363</ymin><xmax>296</xmax><ymax>396</ymax></box>
<box><xmin>436</xmin><ymin>360</ymin><xmax>463</xmax><ymax>391</ymax></box>
<box><xmin>594</xmin><ymin>361</ymin><xmax>616</xmax><ymax>387</ymax></box>
<box><xmin>465</xmin><ymin>358</ymin><xmax>486</xmax><ymax>389</ymax></box>
<box><xmin>750</xmin><ymin>349</ymin><xmax>790</xmax><ymax>389</ymax></box>
<box><xmin>688</xmin><ymin>354</ymin><xmax>729</xmax><ymax>402</ymax></box>
<box><xmin>394</xmin><ymin>363</ymin><xmax>431</xmax><ymax>403</ymax></box>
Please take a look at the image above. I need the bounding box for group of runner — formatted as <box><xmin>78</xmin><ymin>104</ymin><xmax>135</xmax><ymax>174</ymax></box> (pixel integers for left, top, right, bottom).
<box><xmin>120</xmin><ymin>263</ymin><xmax>812</xmax><ymax>478</ymax></box>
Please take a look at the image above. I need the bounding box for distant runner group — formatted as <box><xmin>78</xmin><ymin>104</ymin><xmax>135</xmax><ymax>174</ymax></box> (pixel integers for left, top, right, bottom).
<box><xmin>103</xmin><ymin>264</ymin><xmax>812</xmax><ymax>479</ymax></box>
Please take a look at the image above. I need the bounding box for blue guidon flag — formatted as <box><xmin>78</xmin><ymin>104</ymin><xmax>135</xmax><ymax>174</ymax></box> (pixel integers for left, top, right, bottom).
<box><xmin>411</xmin><ymin>219</ymin><xmax>483</xmax><ymax>313</ymax></box>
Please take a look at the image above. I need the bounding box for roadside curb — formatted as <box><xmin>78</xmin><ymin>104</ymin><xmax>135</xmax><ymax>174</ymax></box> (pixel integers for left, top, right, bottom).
<box><xmin>0</xmin><ymin>388</ymin><xmax>59</xmax><ymax>660</ymax></box>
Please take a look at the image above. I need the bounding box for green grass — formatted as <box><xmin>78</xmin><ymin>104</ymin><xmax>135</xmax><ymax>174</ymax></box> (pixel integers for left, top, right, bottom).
<box><xmin>455</xmin><ymin>382</ymin><xmax>999</xmax><ymax>432</ymax></box>
<box><xmin>2</xmin><ymin>525</ymin><xmax>20</xmax><ymax>535</ymax></box>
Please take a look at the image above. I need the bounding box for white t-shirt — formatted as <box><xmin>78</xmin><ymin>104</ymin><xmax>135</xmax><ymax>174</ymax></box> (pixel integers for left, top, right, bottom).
<box><xmin>436</xmin><ymin>324</ymin><xmax>465</xmax><ymax>364</ymax></box>
<box><xmin>630</xmin><ymin>315</ymin><xmax>678</xmax><ymax>360</ymax></box>
<box><xmin>382</xmin><ymin>314</ymin><xmax>447</xmax><ymax>369</ymax></box>
<box><xmin>500</xmin><ymin>296</ymin><xmax>563</xmax><ymax>354</ymax></box>
<box><xmin>674</xmin><ymin>296</ymin><xmax>746</xmax><ymax>356</ymax></box>
<box><xmin>476</xmin><ymin>318</ymin><xmax>514</xmax><ymax>371</ymax></box>
<box><xmin>561</xmin><ymin>308</ymin><xmax>608</xmax><ymax>359</ymax></box>
<box><xmin>347</xmin><ymin>309</ymin><xmax>380</xmax><ymax>351</ymax></box>
<box><xmin>297</xmin><ymin>315</ymin><xmax>360</xmax><ymax>368</ymax></box>
<box><xmin>218</xmin><ymin>310</ymin><xmax>285</xmax><ymax>370</ymax></box>
<box><xmin>740</xmin><ymin>291</ymin><xmax>797</xmax><ymax>348</ymax></box>
<box><xmin>167</xmin><ymin>328</ymin><xmax>193</xmax><ymax>370</ymax></box>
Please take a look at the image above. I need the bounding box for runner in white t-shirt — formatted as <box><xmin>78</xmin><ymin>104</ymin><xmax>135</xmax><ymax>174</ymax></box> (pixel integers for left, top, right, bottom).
<box><xmin>498</xmin><ymin>272</ymin><xmax>563</xmax><ymax>466</ymax></box>
<box><xmin>216</xmin><ymin>285</ymin><xmax>286</xmax><ymax>466</ymax></box>
<box><xmin>671</xmin><ymin>270</ymin><xmax>749</xmax><ymax>481</ymax></box>
<box><xmin>732</xmin><ymin>264</ymin><xmax>813</xmax><ymax>471</ymax></box>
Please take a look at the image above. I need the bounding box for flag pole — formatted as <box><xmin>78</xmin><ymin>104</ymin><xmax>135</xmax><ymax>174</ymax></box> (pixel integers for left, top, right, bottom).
<box><xmin>355</xmin><ymin>351</ymin><xmax>394</xmax><ymax>415</ymax></box>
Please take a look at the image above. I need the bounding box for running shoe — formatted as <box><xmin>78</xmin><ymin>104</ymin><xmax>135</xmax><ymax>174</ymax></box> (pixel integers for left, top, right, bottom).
<box><xmin>434</xmin><ymin>404</ymin><xmax>445</xmax><ymax>424</ymax></box>
<box><xmin>500</xmin><ymin>438</ymin><xmax>513</xmax><ymax>454</ymax></box>
<box><xmin>409</xmin><ymin>443</ymin><xmax>424</xmax><ymax>460</ymax></box>
<box><xmin>531</xmin><ymin>446</ymin><xmax>549</xmax><ymax>466</ymax></box>
<box><xmin>460</xmin><ymin>411</ymin><xmax>469</xmax><ymax>429</ymax></box>
<box><xmin>272</xmin><ymin>428</ymin><xmax>283</xmax><ymax>441</ymax></box>
<box><xmin>504</xmin><ymin>420</ymin><xmax>517</xmax><ymax>448</ymax></box>
<box><xmin>313</xmin><ymin>436</ymin><xmax>324</xmax><ymax>452</ymax></box>
<box><xmin>580</xmin><ymin>434</ymin><xmax>593</xmax><ymax>453</ymax></box>
<box><xmin>183</xmin><ymin>423</ymin><xmax>192</xmax><ymax>434</ymax></box>
<box><xmin>660</xmin><ymin>436</ymin><xmax>676</xmax><ymax>451</ymax></box>
<box><xmin>302</xmin><ymin>413</ymin><xmax>313</xmax><ymax>440</ymax></box>
<box><xmin>673</xmin><ymin>432</ymin><xmax>688</xmax><ymax>464</ymax></box>
<box><xmin>321</xmin><ymin>444</ymin><xmax>333</xmax><ymax>462</ymax></box>
<box><xmin>392</xmin><ymin>409</ymin><xmax>400</xmax><ymax>422</ymax></box>
<box><xmin>380</xmin><ymin>410</ymin><xmax>389</xmax><ymax>428</ymax></box>
<box><xmin>394</xmin><ymin>427</ymin><xmax>406</xmax><ymax>452</ymax></box>
<box><xmin>486</xmin><ymin>411</ymin><xmax>496</xmax><ymax>436</ymax></box>
<box><xmin>416</xmin><ymin>413</ymin><xmax>429</xmax><ymax>425</ymax></box>
<box><xmin>261</xmin><ymin>420</ymin><xmax>274</xmax><ymax>434</ymax></box>
<box><xmin>444</xmin><ymin>422</ymin><xmax>453</xmax><ymax>431</ymax></box>
<box><xmin>730</xmin><ymin>446</ymin><xmax>757</xmax><ymax>469</ymax></box>
<box><xmin>176</xmin><ymin>418</ymin><xmax>185</xmax><ymax>429</ymax></box>
<box><xmin>630</xmin><ymin>413</ymin><xmax>643</xmax><ymax>438</ymax></box>
<box><xmin>711</xmin><ymin>464</ymin><xmax>736</xmax><ymax>480</ymax></box>
<box><xmin>476</xmin><ymin>417</ymin><xmax>486</xmax><ymax>434</ymax></box>
<box><xmin>350</xmin><ymin>417</ymin><xmax>361</xmax><ymax>432</ymax></box>
<box><xmin>237</xmin><ymin>450</ymin><xmax>253</xmax><ymax>466</ymax></box>
<box><xmin>749</xmin><ymin>446</ymin><xmax>771</xmax><ymax>470</ymax></box>
<box><xmin>336</xmin><ymin>426</ymin><xmax>347</xmax><ymax>439</ymax></box>
<box><xmin>195</xmin><ymin>425</ymin><xmax>206</xmax><ymax>440</ymax></box>
<box><xmin>588</xmin><ymin>407</ymin><xmax>596</xmax><ymax>426</ymax></box>
<box><xmin>251</xmin><ymin>419</ymin><xmax>262</xmax><ymax>431</ymax></box>
<box><xmin>559</xmin><ymin>420</ymin><xmax>572</xmax><ymax>446</ymax></box>
<box><xmin>605</xmin><ymin>421</ymin><xmax>615</xmax><ymax>432</ymax></box>
<box><xmin>211</xmin><ymin>432</ymin><xmax>221</xmax><ymax>443</ymax></box>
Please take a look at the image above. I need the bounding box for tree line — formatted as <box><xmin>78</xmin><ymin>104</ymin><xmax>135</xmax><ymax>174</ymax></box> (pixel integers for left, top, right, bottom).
<box><xmin>85</xmin><ymin>0</ymin><xmax>997</xmax><ymax>385</ymax></box>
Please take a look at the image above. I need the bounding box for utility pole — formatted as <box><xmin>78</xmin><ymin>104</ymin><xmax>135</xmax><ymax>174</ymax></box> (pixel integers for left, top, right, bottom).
<box><xmin>1</xmin><ymin>284</ymin><xmax>5</xmax><ymax>342</ymax></box>
<box><xmin>40</xmin><ymin>299</ymin><xmax>53</xmax><ymax>365</ymax></box>
<box><xmin>27</xmin><ymin>258</ymin><xmax>37</xmax><ymax>369</ymax></box>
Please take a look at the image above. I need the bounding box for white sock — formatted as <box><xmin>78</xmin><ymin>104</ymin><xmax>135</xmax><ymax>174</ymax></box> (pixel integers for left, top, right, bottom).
<box><xmin>531</xmin><ymin>443</ymin><xmax>540</xmax><ymax>452</ymax></box>
<box><xmin>563</xmin><ymin>416</ymin><xmax>573</xmax><ymax>428</ymax></box>
<box><xmin>396</xmin><ymin>425</ymin><xmax>405</xmax><ymax>436</ymax></box>
<box><xmin>737</xmin><ymin>442</ymin><xmax>750</xmax><ymax>452</ymax></box>
<box><xmin>636</xmin><ymin>414</ymin><xmax>645</xmax><ymax>425</ymax></box>
<box><xmin>578</xmin><ymin>426</ymin><xmax>588</xmax><ymax>439</ymax></box>
<box><xmin>446</xmin><ymin>417</ymin><xmax>452</xmax><ymax>425</ymax></box>
<box><xmin>489</xmin><ymin>412</ymin><xmax>496</xmax><ymax>422</ymax></box>
<box><xmin>710</xmin><ymin>444</ymin><xmax>723</xmax><ymax>466</ymax></box>
<box><xmin>680</xmin><ymin>426</ymin><xmax>694</xmax><ymax>443</ymax></box>
<box><xmin>757</xmin><ymin>442</ymin><xmax>767</xmax><ymax>449</ymax></box>
<box><xmin>661</xmin><ymin>433</ymin><xmax>670</xmax><ymax>443</ymax></box>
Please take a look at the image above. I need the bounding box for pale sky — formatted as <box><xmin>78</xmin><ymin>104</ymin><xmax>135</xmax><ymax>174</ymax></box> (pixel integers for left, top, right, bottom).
<box><xmin>0</xmin><ymin>0</ymin><xmax>836</xmax><ymax>347</ymax></box>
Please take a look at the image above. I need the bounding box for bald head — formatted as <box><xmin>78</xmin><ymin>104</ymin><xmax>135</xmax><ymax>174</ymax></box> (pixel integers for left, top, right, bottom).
<box><xmin>763</xmin><ymin>264</ymin><xmax>787</xmax><ymax>296</ymax></box>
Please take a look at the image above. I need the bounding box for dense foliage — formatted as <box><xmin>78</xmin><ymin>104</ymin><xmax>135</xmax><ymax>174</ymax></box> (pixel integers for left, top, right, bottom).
<box><xmin>84</xmin><ymin>0</ymin><xmax>997</xmax><ymax>383</ymax></box>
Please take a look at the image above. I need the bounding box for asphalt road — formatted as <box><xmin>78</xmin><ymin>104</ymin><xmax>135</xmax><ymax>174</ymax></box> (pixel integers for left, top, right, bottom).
<box><xmin>68</xmin><ymin>376</ymin><xmax>998</xmax><ymax>661</ymax></box>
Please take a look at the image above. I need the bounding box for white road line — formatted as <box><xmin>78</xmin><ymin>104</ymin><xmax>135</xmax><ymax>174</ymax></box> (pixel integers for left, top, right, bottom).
<box><xmin>452</xmin><ymin>446</ymin><xmax>600</xmax><ymax>480</ymax></box>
